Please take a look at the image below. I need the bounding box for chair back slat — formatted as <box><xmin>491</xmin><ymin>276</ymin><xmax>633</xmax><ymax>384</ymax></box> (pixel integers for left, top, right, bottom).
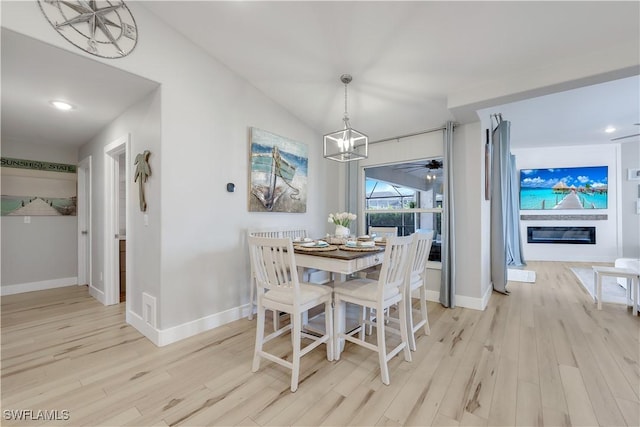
<box><xmin>378</xmin><ymin>235</ymin><xmax>413</xmax><ymax>299</ymax></box>
<box><xmin>249</xmin><ymin>236</ymin><xmax>299</xmax><ymax>295</ymax></box>
<box><xmin>410</xmin><ymin>232</ymin><xmax>433</xmax><ymax>280</ymax></box>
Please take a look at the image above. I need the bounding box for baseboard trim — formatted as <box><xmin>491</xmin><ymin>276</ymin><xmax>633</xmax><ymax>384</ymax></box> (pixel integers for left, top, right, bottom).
<box><xmin>1</xmin><ymin>277</ymin><xmax>77</xmax><ymax>296</ymax></box>
<box><xmin>127</xmin><ymin>310</ymin><xmax>161</xmax><ymax>346</ymax></box>
<box><xmin>89</xmin><ymin>285</ymin><xmax>106</xmax><ymax>305</ymax></box>
<box><xmin>425</xmin><ymin>288</ymin><xmax>489</xmax><ymax>311</ymax></box>
<box><xmin>127</xmin><ymin>303</ymin><xmax>253</xmax><ymax>347</ymax></box>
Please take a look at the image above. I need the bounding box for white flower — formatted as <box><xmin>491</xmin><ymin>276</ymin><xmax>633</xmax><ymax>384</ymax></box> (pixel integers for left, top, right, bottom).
<box><xmin>327</xmin><ymin>211</ymin><xmax>357</xmax><ymax>227</ymax></box>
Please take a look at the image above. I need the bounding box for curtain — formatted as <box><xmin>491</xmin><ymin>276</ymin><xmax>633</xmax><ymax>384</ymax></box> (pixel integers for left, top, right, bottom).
<box><xmin>440</xmin><ymin>121</ymin><xmax>455</xmax><ymax>307</ymax></box>
<box><xmin>490</xmin><ymin>120</ymin><xmax>510</xmax><ymax>293</ymax></box>
<box><xmin>490</xmin><ymin>119</ymin><xmax>525</xmax><ymax>294</ymax></box>
<box><xmin>507</xmin><ymin>153</ymin><xmax>526</xmax><ymax>266</ymax></box>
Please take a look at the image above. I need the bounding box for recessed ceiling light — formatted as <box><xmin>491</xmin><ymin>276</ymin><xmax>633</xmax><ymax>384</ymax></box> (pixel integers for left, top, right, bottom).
<box><xmin>604</xmin><ymin>126</ymin><xmax>616</xmax><ymax>133</ymax></box>
<box><xmin>50</xmin><ymin>100</ymin><xmax>74</xmax><ymax>111</ymax></box>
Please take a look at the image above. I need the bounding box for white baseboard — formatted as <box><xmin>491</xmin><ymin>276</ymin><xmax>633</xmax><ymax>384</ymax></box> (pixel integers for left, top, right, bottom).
<box><xmin>508</xmin><ymin>268</ymin><xmax>536</xmax><ymax>283</ymax></box>
<box><xmin>89</xmin><ymin>285</ymin><xmax>106</xmax><ymax>305</ymax></box>
<box><xmin>127</xmin><ymin>310</ymin><xmax>161</xmax><ymax>346</ymax></box>
<box><xmin>127</xmin><ymin>303</ymin><xmax>253</xmax><ymax>347</ymax></box>
<box><xmin>1</xmin><ymin>277</ymin><xmax>77</xmax><ymax>296</ymax></box>
<box><xmin>425</xmin><ymin>287</ymin><xmax>490</xmax><ymax>311</ymax></box>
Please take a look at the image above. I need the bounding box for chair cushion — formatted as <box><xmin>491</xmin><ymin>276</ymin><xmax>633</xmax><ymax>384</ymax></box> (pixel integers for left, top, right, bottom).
<box><xmin>333</xmin><ymin>279</ymin><xmax>399</xmax><ymax>302</ymax></box>
<box><xmin>263</xmin><ymin>283</ymin><xmax>331</xmax><ymax>306</ymax></box>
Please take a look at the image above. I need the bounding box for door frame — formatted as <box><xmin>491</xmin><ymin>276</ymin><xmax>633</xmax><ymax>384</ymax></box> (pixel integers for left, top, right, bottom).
<box><xmin>104</xmin><ymin>134</ymin><xmax>130</xmax><ymax>306</ymax></box>
<box><xmin>77</xmin><ymin>155</ymin><xmax>92</xmax><ymax>287</ymax></box>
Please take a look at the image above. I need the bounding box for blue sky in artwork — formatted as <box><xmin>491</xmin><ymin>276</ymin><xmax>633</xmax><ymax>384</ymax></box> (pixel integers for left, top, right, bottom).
<box><xmin>520</xmin><ymin>166</ymin><xmax>608</xmax><ymax>189</ymax></box>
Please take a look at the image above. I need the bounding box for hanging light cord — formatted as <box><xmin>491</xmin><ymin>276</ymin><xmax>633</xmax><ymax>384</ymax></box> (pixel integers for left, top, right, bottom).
<box><xmin>343</xmin><ymin>81</ymin><xmax>350</xmax><ymax>126</ymax></box>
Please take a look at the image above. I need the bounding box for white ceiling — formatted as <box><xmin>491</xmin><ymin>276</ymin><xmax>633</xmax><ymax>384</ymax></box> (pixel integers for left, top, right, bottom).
<box><xmin>1</xmin><ymin>29</ymin><xmax>159</xmax><ymax>147</ymax></box>
<box><xmin>2</xmin><ymin>2</ymin><xmax>639</xmax><ymax>150</ymax></box>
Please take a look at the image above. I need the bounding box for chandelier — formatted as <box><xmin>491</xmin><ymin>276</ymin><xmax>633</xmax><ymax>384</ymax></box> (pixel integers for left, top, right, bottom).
<box><xmin>323</xmin><ymin>74</ymin><xmax>368</xmax><ymax>162</ymax></box>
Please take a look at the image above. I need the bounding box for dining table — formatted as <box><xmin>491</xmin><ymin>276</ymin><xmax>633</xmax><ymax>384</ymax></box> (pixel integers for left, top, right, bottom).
<box><xmin>293</xmin><ymin>242</ymin><xmax>386</xmax><ymax>349</ymax></box>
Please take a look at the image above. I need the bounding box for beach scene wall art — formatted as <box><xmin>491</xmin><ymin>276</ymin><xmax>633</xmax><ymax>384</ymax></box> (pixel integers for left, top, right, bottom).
<box><xmin>1</xmin><ymin>157</ymin><xmax>77</xmax><ymax>216</ymax></box>
<box><xmin>520</xmin><ymin>166</ymin><xmax>608</xmax><ymax>210</ymax></box>
<box><xmin>249</xmin><ymin>127</ymin><xmax>308</xmax><ymax>213</ymax></box>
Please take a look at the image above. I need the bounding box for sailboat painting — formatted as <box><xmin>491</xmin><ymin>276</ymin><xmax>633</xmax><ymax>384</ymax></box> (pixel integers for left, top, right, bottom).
<box><xmin>249</xmin><ymin>127</ymin><xmax>308</xmax><ymax>213</ymax></box>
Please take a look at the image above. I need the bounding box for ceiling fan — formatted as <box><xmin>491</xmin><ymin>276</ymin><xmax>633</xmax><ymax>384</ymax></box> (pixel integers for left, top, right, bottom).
<box><xmin>395</xmin><ymin>159</ymin><xmax>443</xmax><ymax>173</ymax></box>
<box><xmin>610</xmin><ymin>123</ymin><xmax>640</xmax><ymax>141</ymax></box>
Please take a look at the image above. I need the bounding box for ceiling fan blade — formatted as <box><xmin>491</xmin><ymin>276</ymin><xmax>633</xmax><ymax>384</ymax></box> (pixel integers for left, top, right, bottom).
<box><xmin>611</xmin><ymin>133</ymin><xmax>640</xmax><ymax>141</ymax></box>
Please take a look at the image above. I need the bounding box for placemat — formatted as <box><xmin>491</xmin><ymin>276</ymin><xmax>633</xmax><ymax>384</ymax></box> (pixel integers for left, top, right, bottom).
<box><xmin>339</xmin><ymin>245</ymin><xmax>383</xmax><ymax>252</ymax></box>
<box><xmin>294</xmin><ymin>245</ymin><xmax>338</xmax><ymax>252</ymax></box>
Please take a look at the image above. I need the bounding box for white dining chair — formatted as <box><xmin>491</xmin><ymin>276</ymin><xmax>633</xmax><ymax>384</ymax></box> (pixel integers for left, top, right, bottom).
<box><xmin>405</xmin><ymin>231</ymin><xmax>433</xmax><ymax>350</ymax></box>
<box><xmin>333</xmin><ymin>235</ymin><xmax>413</xmax><ymax>385</ymax></box>
<box><xmin>248</xmin><ymin>236</ymin><xmax>333</xmax><ymax>392</ymax></box>
<box><xmin>368</xmin><ymin>226</ymin><xmax>398</xmax><ymax>238</ymax></box>
<box><xmin>247</xmin><ymin>229</ymin><xmax>281</xmax><ymax>322</ymax></box>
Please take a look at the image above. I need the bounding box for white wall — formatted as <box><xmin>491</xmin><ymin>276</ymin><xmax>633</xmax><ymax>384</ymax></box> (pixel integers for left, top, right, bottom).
<box><xmin>1</xmin><ymin>140</ymin><xmax>78</xmax><ymax>290</ymax></box>
<box><xmin>620</xmin><ymin>141</ymin><xmax>640</xmax><ymax>258</ymax></box>
<box><xmin>78</xmin><ymin>89</ymin><xmax>162</xmax><ymax>318</ymax></box>
<box><xmin>452</xmin><ymin>122</ymin><xmax>491</xmax><ymax>304</ymax></box>
<box><xmin>513</xmin><ymin>144</ymin><xmax>620</xmax><ymax>262</ymax></box>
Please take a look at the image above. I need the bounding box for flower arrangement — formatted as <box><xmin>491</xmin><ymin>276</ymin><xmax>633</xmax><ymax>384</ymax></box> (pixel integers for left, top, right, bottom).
<box><xmin>328</xmin><ymin>212</ymin><xmax>357</xmax><ymax>227</ymax></box>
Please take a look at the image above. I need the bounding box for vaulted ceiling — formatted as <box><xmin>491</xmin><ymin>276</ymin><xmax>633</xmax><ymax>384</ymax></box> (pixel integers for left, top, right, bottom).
<box><xmin>2</xmin><ymin>1</ymin><xmax>639</xmax><ymax>149</ymax></box>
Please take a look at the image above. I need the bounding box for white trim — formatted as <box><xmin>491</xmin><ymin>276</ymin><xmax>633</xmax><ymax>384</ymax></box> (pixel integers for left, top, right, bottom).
<box><xmin>424</xmin><ymin>287</ymin><xmax>491</xmax><ymax>311</ymax></box>
<box><xmin>89</xmin><ymin>284</ymin><xmax>106</xmax><ymax>305</ymax></box>
<box><xmin>77</xmin><ymin>155</ymin><xmax>92</xmax><ymax>287</ymax></box>
<box><xmin>127</xmin><ymin>303</ymin><xmax>253</xmax><ymax>347</ymax></box>
<box><xmin>103</xmin><ymin>135</ymin><xmax>129</xmax><ymax>306</ymax></box>
<box><xmin>1</xmin><ymin>277</ymin><xmax>77</xmax><ymax>296</ymax></box>
<box><xmin>127</xmin><ymin>310</ymin><xmax>161</xmax><ymax>346</ymax></box>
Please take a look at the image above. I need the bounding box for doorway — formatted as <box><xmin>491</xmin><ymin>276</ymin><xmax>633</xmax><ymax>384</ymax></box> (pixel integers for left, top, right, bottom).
<box><xmin>77</xmin><ymin>156</ymin><xmax>92</xmax><ymax>287</ymax></box>
<box><xmin>104</xmin><ymin>135</ymin><xmax>129</xmax><ymax>306</ymax></box>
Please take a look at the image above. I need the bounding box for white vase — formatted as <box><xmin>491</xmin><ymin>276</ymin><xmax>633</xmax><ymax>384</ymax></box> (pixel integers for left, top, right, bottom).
<box><xmin>335</xmin><ymin>224</ymin><xmax>350</xmax><ymax>237</ymax></box>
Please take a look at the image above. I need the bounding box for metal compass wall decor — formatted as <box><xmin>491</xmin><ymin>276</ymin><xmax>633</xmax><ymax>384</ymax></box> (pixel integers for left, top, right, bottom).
<box><xmin>37</xmin><ymin>0</ymin><xmax>138</xmax><ymax>59</ymax></box>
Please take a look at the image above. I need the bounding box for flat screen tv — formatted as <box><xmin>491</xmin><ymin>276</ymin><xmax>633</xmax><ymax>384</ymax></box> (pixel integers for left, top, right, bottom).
<box><xmin>520</xmin><ymin>166</ymin><xmax>608</xmax><ymax>210</ymax></box>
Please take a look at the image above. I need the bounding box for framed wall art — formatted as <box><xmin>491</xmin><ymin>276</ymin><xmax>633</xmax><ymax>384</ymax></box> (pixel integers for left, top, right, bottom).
<box><xmin>249</xmin><ymin>127</ymin><xmax>308</xmax><ymax>213</ymax></box>
<box><xmin>1</xmin><ymin>157</ymin><xmax>77</xmax><ymax>216</ymax></box>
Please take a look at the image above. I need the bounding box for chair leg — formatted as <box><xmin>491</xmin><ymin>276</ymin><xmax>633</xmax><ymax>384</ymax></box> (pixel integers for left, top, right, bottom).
<box><xmin>291</xmin><ymin>311</ymin><xmax>302</xmax><ymax>392</ymax></box>
<box><xmin>420</xmin><ymin>285</ymin><xmax>430</xmax><ymax>336</ymax></box>
<box><xmin>398</xmin><ymin>297</ymin><xmax>412</xmax><ymax>363</ymax></box>
<box><xmin>325</xmin><ymin>300</ymin><xmax>334</xmax><ymax>361</ymax></box>
<box><xmin>406</xmin><ymin>291</ymin><xmax>417</xmax><ymax>352</ymax></box>
<box><xmin>248</xmin><ymin>278</ymin><xmax>255</xmax><ymax>321</ymax></box>
<box><xmin>252</xmin><ymin>305</ymin><xmax>265</xmax><ymax>372</ymax></box>
<box><xmin>376</xmin><ymin>306</ymin><xmax>390</xmax><ymax>385</ymax></box>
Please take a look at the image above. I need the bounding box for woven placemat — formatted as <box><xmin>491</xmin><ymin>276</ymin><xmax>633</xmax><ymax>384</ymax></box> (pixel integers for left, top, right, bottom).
<box><xmin>339</xmin><ymin>245</ymin><xmax>383</xmax><ymax>252</ymax></box>
<box><xmin>294</xmin><ymin>245</ymin><xmax>338</xmax><ymax>252</ymax></box>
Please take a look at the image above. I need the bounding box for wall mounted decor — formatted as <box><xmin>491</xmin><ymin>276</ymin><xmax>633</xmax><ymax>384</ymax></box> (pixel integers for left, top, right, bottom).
<box><xmin>520</xmin><ymin>166</ymin><xmax>608</xmax><ymax>210</ymax></box>
<box><xmin>249</xmin><ymin>127</ymin><xmax>307</xmax><ymax>213</ymax></box>
<box><xmin>38</xmin><ymin>0</ymin><xmax>138</xmax><ymax>58</ymax></box>
<box><xmin>0</xmin><ymin>157</ymin><xmax>77</xmax><ymax>216</ymax></box>
<box><xmin>134</xmin><ymin>150</ymin><xmax>151</xmax><ymax>212</ymax></box>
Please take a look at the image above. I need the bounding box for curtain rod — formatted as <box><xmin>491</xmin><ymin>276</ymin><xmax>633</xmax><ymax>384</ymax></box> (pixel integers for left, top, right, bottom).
<box><xmin>369</xmin><ymin>124</ymin><xmax>448</xmax><ymax>145</ymax></box>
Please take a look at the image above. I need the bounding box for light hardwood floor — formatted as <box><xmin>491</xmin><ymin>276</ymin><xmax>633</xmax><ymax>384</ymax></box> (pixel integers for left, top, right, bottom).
<box><xmin>1</xmin><ymin>261</ymin><xmax>638</xmax><ymax>426</ymax></box>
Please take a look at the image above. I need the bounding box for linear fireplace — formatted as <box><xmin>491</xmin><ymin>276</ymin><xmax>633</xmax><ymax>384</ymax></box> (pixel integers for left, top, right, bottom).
<box><xmin>527</xmin><ymin>226</ymin><xmax>596</xmax><ymax>244</ymax></box>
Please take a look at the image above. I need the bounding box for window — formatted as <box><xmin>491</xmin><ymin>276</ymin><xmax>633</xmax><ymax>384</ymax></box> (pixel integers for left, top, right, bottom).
<box><xmin>364</xmin><ymin>158</ymin><xmax>443</xmax><ymax>262</ymax></box>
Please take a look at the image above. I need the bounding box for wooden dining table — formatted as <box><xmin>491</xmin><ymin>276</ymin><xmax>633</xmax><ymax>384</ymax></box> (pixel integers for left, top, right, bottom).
<box><xmin>293</xmin><ymin>244</ymin><xmax>385</xmax><ymax>349</ymax></box>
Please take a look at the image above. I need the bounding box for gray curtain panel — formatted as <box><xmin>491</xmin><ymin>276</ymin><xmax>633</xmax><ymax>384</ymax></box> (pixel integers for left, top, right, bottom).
<box><xmin>490</xmin><ymin>120</ymin><xmax>510</xmax><ymax>294</ymax></box>
<box><xmin>440</xmin><ymin>121</ymin><xmax>456</xmax><ymax>307</ymax></box>
<box><xmin>507</xmin><ymin>154</ymin><xmax>526</xmax><ymax>266</ymax></box>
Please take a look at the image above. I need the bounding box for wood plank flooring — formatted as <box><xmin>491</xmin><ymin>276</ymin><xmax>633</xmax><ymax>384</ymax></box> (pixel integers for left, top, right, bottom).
<box><xmin>1</xmin><ymin>261</ymin><xmax>638</xmax><ymax>426</ymax></box>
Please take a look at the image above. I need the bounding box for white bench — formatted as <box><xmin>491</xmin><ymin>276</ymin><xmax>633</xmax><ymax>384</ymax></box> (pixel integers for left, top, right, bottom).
<box><xmin>592</xmin><ymin>266</ymin><xmax>639</xmax><ymax>315</ymax></box>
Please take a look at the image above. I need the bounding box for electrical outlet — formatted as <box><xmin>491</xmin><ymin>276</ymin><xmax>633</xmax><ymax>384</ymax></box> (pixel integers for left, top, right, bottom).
<box><xmin>24</xmin><ymin>216</ymin><xmax>30</xmax><ymax>224</ymax></box>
